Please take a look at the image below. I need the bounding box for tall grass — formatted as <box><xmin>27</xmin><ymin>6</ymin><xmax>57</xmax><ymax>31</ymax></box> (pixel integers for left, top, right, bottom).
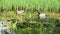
<box><xmin>0</xmin><ymin>0</ymin><xmax>60</xmax><ymax>12</ymax></box>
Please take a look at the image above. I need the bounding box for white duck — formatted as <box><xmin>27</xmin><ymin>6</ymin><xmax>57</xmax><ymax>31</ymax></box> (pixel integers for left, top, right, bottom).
<box><xmin>17</xmin><ymin>7</ymin><xmax>24</xmax><ymax>14</ymax></box>
<box><xmin>38</xmin><ymin>12</ymin><xmax>47</xmax><ymax>19</ymax></box>
<box><xmin>17</xmin><ymin>10</ymin><xmax>24</xmax><ymax>14</ymax></box>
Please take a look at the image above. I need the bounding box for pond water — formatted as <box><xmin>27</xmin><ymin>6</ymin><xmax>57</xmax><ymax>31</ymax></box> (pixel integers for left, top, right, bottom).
<box><xmin>0</xmin><ymin>21</ymin><xmax>15</xmax><ymax>34</ymax></box>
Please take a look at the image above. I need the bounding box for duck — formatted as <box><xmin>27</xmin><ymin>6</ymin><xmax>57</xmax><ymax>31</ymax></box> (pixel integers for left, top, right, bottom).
<box><xmin>16</xmin><ymin>7</ymin><xmax>24</xmax><ymax>14</ymax></box>
<box><xmin>17</xmin><ymin>10</ymin><xmax>24</xmax><ymax>14</ymax></box>
<box><xmin>38</xmin><ymin>12</ymin><xmax>47</xmax><ymax>19</ymax></box>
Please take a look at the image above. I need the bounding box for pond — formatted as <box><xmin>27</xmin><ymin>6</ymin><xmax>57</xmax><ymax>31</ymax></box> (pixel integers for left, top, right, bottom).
<box><xmin>0</xmin><ymin>21</ymin><xmax>15</xmax><ymax>34</ymax></box>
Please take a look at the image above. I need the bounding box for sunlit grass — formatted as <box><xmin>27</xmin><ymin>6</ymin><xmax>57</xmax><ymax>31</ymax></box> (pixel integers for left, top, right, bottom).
<box><xmin>0</xmin><ymin>0</ymin><xmax>60</xmax><ymax>11</ymax></box>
